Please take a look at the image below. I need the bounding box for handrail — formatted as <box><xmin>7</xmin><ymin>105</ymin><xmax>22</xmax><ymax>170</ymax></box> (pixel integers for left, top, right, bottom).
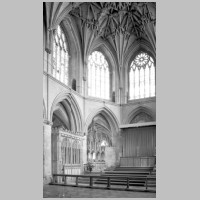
<box><xmin>51</xmin><ymin>173</ymin><xmax>156</xmax><ymax>191</ymax></box>
<box><xmin>120</xmin><ymin>156</ymin><xmax>156</xmax><ymax>158</ymax></box>
<box><xmin>53</xmin><ymin>174</ymin><xmax>155</xmax><ymax>179</ymax></box>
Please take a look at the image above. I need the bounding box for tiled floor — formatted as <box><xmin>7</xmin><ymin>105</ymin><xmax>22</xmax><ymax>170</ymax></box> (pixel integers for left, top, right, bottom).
<box><xmin>43</xmin><ymin>185</ymin><xmax>156</xmax><ymax>198</ymax></box>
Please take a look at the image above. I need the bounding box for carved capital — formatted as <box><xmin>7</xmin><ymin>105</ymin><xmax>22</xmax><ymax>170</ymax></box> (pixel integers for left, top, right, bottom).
<box><xmin>45</xmin><ymin>48</ymin><xmax>51</xmax><ymax>54</ymax></box>
<box><xmin>43</xmin><ymin>120</ymin><xmax>53</xmax><ymax>126</ymax></box>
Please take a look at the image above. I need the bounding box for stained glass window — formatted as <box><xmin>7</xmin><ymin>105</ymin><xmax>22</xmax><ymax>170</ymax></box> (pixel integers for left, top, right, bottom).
<box><xmin>52</xmin><ymin>25</ymin><xmax>69</xmax><ymax>85</ymax></box>
<box><xmin>88</xmin><ymin>51</ymin><xmax>110</xmax><ymax>99</ymax></box>
<box><xmin>129</xmin><ymin>52</ymin><xmax>155</xmax><ymax>100</ymax></box>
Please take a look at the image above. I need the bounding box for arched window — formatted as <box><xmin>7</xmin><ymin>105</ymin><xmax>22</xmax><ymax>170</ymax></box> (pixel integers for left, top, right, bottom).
<box><xmin>88</xmin><ymin>51</ymin><xmax>110</xmax><ymax>99</ymax></box>
<box><xmin>52</xmin><ymin>25</ymin><xmax>69</xmax><ymax>85</ymax></box>
<box><xmin>129</xmin><ymin>52</ymin><xmax>155</xmax><ymax>100</ymax></box>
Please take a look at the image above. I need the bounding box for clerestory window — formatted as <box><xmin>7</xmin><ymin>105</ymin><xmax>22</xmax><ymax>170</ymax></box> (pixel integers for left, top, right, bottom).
<box><xmin>129</xmin><ymin>52</ymin><xmax>155</xmax><ymax>100</ymax></box>
<box><xmin>52</xmin><ymin>25</ymin><xmax>69</xmax><ymax>85</ymax></box>
<box><xmin>87</xmin><ymin>51</ymin><xmax>110</xmax><ymax>99</ymax></box>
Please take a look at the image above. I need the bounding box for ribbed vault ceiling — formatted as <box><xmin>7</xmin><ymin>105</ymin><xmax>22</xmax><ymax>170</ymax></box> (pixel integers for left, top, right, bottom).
<box><xmin>44</xmin><ymin>2</ymin><xmax>156</xmax><ymax>81</ymax></box>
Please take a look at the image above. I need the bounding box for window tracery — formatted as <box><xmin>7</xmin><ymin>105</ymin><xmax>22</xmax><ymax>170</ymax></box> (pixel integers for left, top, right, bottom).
<box><xmin>52</xmin><ymin>25</ymin><xmax>69</xmax><ymax>85</ymax></box>
<box><xmin>88</xmin><ymin>51</ymin><xmax>110</xmax><ymax>99</ymax></box>
<box><xmin>129</xmin><ymin>52</ymin><xmax>155</xmax><ymax>99</ymax></box>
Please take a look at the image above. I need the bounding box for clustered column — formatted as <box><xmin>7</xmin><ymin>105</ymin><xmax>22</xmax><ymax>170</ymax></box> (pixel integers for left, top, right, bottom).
<box><xmin>43</xmin><ymin>121</ymin><xmax>53</xmax><ymax>184</ymax></box>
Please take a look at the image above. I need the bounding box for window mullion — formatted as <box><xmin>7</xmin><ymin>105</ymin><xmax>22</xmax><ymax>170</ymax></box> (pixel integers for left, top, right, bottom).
<box><xmin>149</xmin><ymin>64</ymin><xmax>151</xmax><ymax>97</ymax></box>
<box><xmin>133</xmin><ymin>69</ymin><xmax>135</xmax><ymax>99</ymax></box>
<box><xmin>64</xmin><ymin>51</ymin><xmax>66</xmax><ymax>85</ymax></box>
<box><xmin>87</xmin><ymin>52</ymin><xmax>110</xmax><ymax>99</ymax></box>
<box><xmin>155</xmin><ymin>64</ymin><xmax>156</xmax><ymax>96</ymax></box>
<box><xmin>59</xmin><ymin>47</ymin><xmax>62</xmax><ymax>81</ymax></box>
<box><xmin>95</xmin><ymin>66</ymin><xmax>97</xmax><ymax>97</ymax></box>
<box><xmin>108</xmin><ymin>69</ymin><xmax>110</xmax><ymax>99</ymax></box>
<box><xmin>88</xmin><ymin>64</ymin><xmax>90</xmax><ymax>96</ymax></box>
<box><xmin>100</xmin><ymin>67</ymin><xmax>102</xmax><ymax>98</ymax></box>
<box><xmin>104</xmin><ymin>68</ymin><xmax>106</xmax><ymax>98</ymax></box>
<box><xmin>139</xmin><ymin>68</ymin><xmax>141</xmax><ymax>99</ymax></box>
<box><xmin>144</xmin><ymin>66</ymin><xmax>146</xmax><ymax>97</ymax></box>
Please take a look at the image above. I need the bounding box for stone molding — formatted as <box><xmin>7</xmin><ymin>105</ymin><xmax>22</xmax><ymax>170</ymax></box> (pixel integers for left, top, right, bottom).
<box><xmin>43</xmin><ymin>72</ymin><xmax>120</xmax><ymax>106</ymax></box>
<box><xmin>52</xmin><ymin>127</ymin><xmax>84</xmax><ymax>139</ymax></box>
<box><xmin>43</xmin><ymin>120</ymin><xmax>53</xmax><ymax>126</ymax></box>
<box><xmin>123</xmin><ymin>96</ymin><xmax>156</xmax><ymax>106</ymax></box>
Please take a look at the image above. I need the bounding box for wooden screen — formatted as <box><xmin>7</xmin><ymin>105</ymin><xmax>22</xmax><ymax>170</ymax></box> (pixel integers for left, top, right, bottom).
<box><xmin>122</xmin><ymin>126</ymin><xmax>156</xmax><ymax>157</ymax></box>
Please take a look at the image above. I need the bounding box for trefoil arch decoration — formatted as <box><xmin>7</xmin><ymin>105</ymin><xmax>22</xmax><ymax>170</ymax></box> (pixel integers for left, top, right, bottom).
<box><xmin>52</xmin><ymin>25</ymin><xmax>69</xmax><ymax>85</ymax></box>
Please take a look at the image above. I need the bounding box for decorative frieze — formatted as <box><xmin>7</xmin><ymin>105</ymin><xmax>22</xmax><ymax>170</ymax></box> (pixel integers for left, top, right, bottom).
<box><xmin>52</xmin><ymin>127</ymin><xmax>84</xmax><ymax>139</ymax></box>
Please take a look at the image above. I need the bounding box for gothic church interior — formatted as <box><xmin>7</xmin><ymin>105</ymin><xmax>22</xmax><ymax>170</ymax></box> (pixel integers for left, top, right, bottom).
<box><xmin>43</xmin><ymin>2</ymin><xmax>156</xmax><ymax>191</ymax></box>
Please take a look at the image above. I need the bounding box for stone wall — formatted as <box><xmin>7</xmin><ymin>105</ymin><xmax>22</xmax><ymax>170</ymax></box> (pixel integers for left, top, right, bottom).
<box><xmin>105</xmin><ymin>147</ymin><xmax>117</xmax><ymax>168</ymax></box>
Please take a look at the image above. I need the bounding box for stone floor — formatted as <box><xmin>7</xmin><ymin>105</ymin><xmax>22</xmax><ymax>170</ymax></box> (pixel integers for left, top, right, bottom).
<box><xmin>43</xmin><ymin>185</ymin><xmax>156</xmax><ymax>198</ymax></box>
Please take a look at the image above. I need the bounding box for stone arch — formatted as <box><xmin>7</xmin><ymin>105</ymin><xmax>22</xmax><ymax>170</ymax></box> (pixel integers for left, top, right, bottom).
<box><xmin>91</xmin><ymin>40</ymin><xmax>120</xmax><ymax>84</ymax></box>
<box><xmin>84</xmin><ymin>106</ymin><xmax>119</xmax><ymax>138</ymax></box>
<box><xmin>124</xmin><ymin>40</ymin><xmax>156</xmax><ymax>100</ymax></box>
<box><xmin>124</xmin><ymin>106</ymin><xmax>155</xmax><ymax>124</ymax></box>
<box><xmin>86</xmin><ymin>44</ymin><xmax>119</xmax><ymax>99</ymax></box>
<box><xmin>125</xmin><ymin>39</ymin><xmax>156</xmax><ymax>68</ymax></box>
<box><xmin>50</xmin><ymin>91</ymin><xmax>83</xmax><ymax>132</ymax></box>
<box><xmin>125</xmin><ymin>43</ymin><xmax>155</xmax><ymax>77</ymax></box>
<box><xmin>89</xmin><ymin>40</ymin><xmax>119</xmax><ymax>73</ymax></box>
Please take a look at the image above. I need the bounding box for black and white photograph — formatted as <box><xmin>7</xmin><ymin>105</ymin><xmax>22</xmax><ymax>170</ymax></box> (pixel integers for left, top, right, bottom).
<box><xmin>43</xmin><ymin>2</ymin><xmax>156</xmax><ymax>198</ymax></box>
<box><xmin>2</xmin><ymin>0</ymin><xmax>200</xmax><ymax>200</ymax></box>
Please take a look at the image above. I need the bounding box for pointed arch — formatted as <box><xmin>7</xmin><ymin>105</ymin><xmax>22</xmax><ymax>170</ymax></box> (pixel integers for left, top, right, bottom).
<box><xmin>125</xmin><ymin>39</ymin><xmax>156</xmax><ymax>73</ymax></box>
<box><xmin>84</xmin><ymin>106</ymin><xmax>119</xmax><ymax>136</ymax></box>
<box><xmin>90</xmin><ymin>39</ymin><xmax>119</xmax><ymax>72</ymax></box>
<box><xmin>89</xmin><ymin>39</ymin><xmax>120</xmax><ymax>92</ymax></box>
<box><xmin>124</xmin><ymin>106</ymin><xmax>155</xmax><ymax>124</ymax></box>
<box><xmin>50</xmin><ymin>91</ymin><xmax>83</xmax><ymax>132</ymax></box>
<box><xmin>124</xmin><ymin>40</ymin><xmax>156</xmax><ymax>100</ymax></box>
